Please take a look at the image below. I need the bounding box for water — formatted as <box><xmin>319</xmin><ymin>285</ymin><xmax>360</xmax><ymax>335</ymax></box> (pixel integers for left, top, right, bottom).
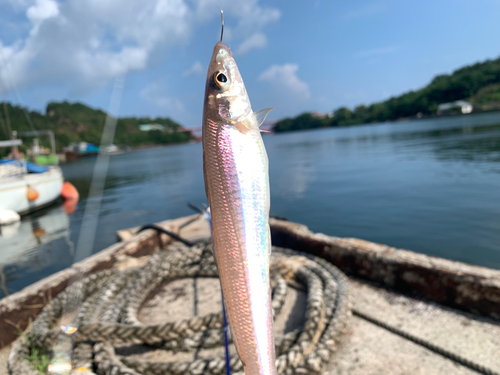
<box><xmin>1</xmin><ymin>111</ymin><xmax>500</xmax><ymax>298</ymax></box>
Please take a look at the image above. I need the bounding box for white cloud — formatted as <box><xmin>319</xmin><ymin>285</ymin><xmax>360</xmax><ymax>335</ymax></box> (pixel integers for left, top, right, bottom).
<box><xmin>183</xmin><ymin>61</ymin><xmax>204</xmax><ymax>77</ymax></box>
<box><xmin>0</xmin><ymin>0</ymin><xmax>192</xmax><ymax>95</ymax></box>
<box><xmin>236</xmin><ymin>33</ymin><xmax>267</xmax><ymax>56</ymax></box>
<box><xmin>259</xmin><ymin>64</ymin><xmax>310</xmax><ymax>99</ymax></box>
<box><xmin>0</xmin><ymin>0</ymin><xmax>280</xmax><ymax>103</ymax></box>
<box><xmin>26</xmin><ymin>0</ymin><xmax>59</xmax><ymax>25</ymax></box>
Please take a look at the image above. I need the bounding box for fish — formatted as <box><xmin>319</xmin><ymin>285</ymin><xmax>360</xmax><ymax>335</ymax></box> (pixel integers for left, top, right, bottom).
<box><xmin>202</xmin><ymin>39</ymin><xmax>278</xmax><ymax>375</ymax></box>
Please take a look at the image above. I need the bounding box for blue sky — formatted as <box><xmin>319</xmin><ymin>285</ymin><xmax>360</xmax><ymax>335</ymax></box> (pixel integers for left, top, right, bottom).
<box><xmin>1</xmin><ymin>0</ymin><xmax>500</xmax><ymax>128</ymax></box>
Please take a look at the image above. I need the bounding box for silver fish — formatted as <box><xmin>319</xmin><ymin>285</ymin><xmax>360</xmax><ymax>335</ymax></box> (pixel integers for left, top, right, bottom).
<box><xmin>202</xmin><ymin>40</ymin><xmax>277</xmax><ymax>375</ymax></box>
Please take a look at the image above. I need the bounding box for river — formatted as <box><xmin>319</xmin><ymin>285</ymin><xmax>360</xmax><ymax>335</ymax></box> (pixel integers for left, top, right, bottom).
<box><xmin>1</xmin><ymin>111</ymin><xmax>500</xmax><ymax>298</ymax></box>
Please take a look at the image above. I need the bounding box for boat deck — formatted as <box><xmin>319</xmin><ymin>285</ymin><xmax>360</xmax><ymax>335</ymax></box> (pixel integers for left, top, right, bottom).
<box><xmin>1</xmin><ymin>215</ymin><xmax>499</xmax><ymax>374</ymax></box>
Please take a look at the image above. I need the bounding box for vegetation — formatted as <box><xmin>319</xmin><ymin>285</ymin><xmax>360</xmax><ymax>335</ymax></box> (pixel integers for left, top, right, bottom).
<box><xmin>275</xmin><ymin>55</ymin><xmax>500</xmax><ymax>132</ymax></box>
<box><xmin>0</xmin><ymin>101</ymin><xmax>191</xmax><ymax>152</ymax></box>
<box><xmin>26</xmin><ymin>341</ymin><xmax>51</xmax><ymax>374</ymax></box>
<box><xmin>13</xmin><ymin>321</ymin><xmax>51</xmax><ymax>374</ymax></box>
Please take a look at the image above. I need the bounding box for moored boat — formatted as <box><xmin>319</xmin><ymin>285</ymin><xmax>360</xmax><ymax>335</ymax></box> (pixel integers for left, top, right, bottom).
<box><xmin>0</xmin><ymin>159</ymin><xmax>63</xmax><ymax>215</ymax></box>
<box><xmin>0</xmin><ymin>136</ymin><xmax>64</xmax><ymax>216</ymax></box>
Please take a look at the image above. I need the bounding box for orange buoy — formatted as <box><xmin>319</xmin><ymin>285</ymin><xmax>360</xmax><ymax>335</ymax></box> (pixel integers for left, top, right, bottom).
<box><xmin>27</xmin><ymin>186</ymin><xmax>39</xmax><ymax>201</ymax></box>
<box><xmin>61</xmin><ymin>181</ymin><xmax>79</xmax><ymax>200</ymax></box>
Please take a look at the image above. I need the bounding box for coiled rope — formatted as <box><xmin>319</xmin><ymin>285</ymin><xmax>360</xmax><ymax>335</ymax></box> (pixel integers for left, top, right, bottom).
<box><xmin>8</xmin><ymin>234</ymin><xmax>497</xmax><ymax>375</ymax></box>
<box><xmin>8</xmin><ymin>241</ymin><xmax>351</xmax><ymax>375</ymax></box>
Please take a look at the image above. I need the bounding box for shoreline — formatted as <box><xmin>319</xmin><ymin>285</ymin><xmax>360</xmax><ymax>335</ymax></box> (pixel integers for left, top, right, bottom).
<box><xmin>58</xmin><ymin>139</ymin><xmax>195</xmax><ymax>162</ymax></box>
<box><xmin>273</xmin><ymin>108</ymin><xmax>500</xmax><ymax>134</ymax></box>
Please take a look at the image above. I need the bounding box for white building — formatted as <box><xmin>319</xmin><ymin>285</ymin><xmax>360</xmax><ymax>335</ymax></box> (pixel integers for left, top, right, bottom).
<box><xmin>437</xmin><ymin>100</ymin><xmax>473</xmax><ymax>115</ymax></box>
<box><xmin>139</xmin><ymin>124</ymin><xmax>165</xmax><ymax>131</ymax></box>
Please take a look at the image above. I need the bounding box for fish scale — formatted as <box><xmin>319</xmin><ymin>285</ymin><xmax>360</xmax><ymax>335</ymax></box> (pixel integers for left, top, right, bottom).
<box><xmin>202</xmin><ymin>41</ymin><xmax>278</xmax><ymax>375</ymax></box>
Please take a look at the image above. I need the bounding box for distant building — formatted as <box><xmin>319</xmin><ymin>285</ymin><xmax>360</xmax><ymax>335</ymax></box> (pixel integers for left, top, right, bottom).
<box><xmin>437</xmin><ymin>100</ymin><xmax>473</xmax><ymax>115</ymax></box>
<box><xmin>139</xmin><ymin>123</ymin><xmax>165</xmax><ymax>131</ymax></box>
<box><xmin>311</xmin><ymin>111</ymin><xmax>330</xmax><ymax>119</ymax></box>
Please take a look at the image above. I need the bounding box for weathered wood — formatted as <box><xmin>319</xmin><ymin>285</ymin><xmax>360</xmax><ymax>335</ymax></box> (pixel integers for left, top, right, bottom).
<box><xmin>269</xmin><ymin>218</ymin><xmax>500</xmax><ymax>319</ymax></box>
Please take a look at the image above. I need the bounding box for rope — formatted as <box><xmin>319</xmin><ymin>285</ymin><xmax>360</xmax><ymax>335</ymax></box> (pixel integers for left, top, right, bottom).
<box><xmin>353</xmin><ymin>309</ymin><xmax>499</xmax><ymax>375</ymax></box>
<box><xmin>9</xmin><ymin>229</ymin><xmax>495</xmax><ymax>375</ymax></box>
<box><xmin>138</xmin><ymin>224</ymin><xmax>195</xmax><ymax>247</ymax></box>
<box><xmin>8</xmin><ymin>241</ymin><xmax>351</xmax><ymax>375</ymax></box>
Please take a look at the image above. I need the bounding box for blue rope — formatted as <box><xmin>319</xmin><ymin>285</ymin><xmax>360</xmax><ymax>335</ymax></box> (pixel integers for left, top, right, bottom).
<box><xmin>221</xmin><ymin>290</ymin><xmax>232</xmax><ymax>375</ymax></box>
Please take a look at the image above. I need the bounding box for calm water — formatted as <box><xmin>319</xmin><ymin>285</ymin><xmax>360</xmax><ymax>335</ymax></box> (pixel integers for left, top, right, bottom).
<box><xmin>1</xmin><ymin>111</ymin><xmax>500</xmax><ymax>298</ymax></box>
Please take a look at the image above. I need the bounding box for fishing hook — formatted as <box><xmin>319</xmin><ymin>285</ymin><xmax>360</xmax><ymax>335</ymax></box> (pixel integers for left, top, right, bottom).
<box><xmin>220</xmin><ymin>10</ymin><xmax>224</xmax><ymax>42</ymax></box>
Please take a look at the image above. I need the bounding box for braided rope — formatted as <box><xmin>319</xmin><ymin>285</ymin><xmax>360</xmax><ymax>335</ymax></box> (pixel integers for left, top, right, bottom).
<box><xmin>8</xmin><ymin>241</ymin><xmax>351</xmax><ymax>375</ymax></box>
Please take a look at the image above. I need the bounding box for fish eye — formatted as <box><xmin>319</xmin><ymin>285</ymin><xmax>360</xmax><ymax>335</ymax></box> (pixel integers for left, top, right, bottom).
<box><xmin>212</xmin><ymin>71</ymin><xmax>229</xmax><ymax>90</ymax></box>
<box><xmin>217</xmin><ymin>73</ymin><xmax>227</xmax><ymax>83</ymax></box>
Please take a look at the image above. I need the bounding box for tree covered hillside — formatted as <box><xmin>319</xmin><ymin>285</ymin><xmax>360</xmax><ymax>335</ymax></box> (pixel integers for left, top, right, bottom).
<box><xmin>275</xmin><ymin>55</ymin><xmax>500</xmax><ymax>132</ymax></box>
<box><xmin>0</xmin><ymin>101</ymin><xmax>190</xmax><ymax>151</ymax></box>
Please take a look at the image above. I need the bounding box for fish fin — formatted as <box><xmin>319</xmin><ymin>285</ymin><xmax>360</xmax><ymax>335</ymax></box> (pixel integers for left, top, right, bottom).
<box><xmin>253</xmin><ymin>107</ymin><xmax>275</xmax><ymax>128</ymax></box>
<box><xmin>240</xmin><ymin>107</ymin><xmax>275</xmax><ymax>131</ymax></box>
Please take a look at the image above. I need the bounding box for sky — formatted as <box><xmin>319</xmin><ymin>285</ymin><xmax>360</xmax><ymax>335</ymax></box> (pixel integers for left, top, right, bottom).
<box><xmin>0</xmin><ymin>0</ymin><xmax>500</xmax><ymax>128</ymax></box>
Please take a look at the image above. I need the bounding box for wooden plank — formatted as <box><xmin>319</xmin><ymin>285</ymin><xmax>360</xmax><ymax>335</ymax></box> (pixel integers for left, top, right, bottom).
<box><xmin>269</xmin><ymin>218</ymin><xmax>500</xmax><ymax>319</ymax></box>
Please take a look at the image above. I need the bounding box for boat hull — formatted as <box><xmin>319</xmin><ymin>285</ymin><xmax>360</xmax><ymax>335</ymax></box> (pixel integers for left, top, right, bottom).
<box><xmin>0</xmin><ymin>166</ymin><xmax>64</xmax><ymax>215</ymax></box>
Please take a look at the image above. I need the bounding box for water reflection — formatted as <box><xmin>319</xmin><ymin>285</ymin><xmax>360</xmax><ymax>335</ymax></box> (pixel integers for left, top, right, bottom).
<box><xmin>0</xmin><ymin>205</ymin><xmax>73</xmax><ymax>298</ymax></box>
<box><xmin>433</xmin><ymin>132</ymin><xmax>500</xmax><ymax>163</ymax></box>
<box><xmin>269</xmin><ymin>140</ymin><xmax>318</xmax><ymax>200</ymax></box>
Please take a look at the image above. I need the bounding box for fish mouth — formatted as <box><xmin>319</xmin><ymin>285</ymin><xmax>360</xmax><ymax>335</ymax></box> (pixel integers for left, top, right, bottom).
<box><xmin>214</xmin><ymin>41</ymin><xmax>232</xmax><ymax>56</ymax></box>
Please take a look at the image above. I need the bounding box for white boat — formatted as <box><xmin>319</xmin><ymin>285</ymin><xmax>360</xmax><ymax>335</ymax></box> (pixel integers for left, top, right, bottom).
<box><xmin>0</xmin><ymin>139</ymin><xmax>63</xmax><ymax>215</ymax></box>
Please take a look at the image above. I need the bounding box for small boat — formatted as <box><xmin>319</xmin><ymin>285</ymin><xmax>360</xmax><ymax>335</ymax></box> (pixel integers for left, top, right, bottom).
<box><xmin>1</xmin><ymin>214</ymin><xmax>499</xmax><ymax>375</ymax></box>
<box><xmin>0</xmin><ymin>138</ymin><xmax>64</xmax><ymax>216</ymax></box>
<box><xmin>63</xmin><ymin>141</ymin><xmax>100</xmax><ymax>160</ymax></box>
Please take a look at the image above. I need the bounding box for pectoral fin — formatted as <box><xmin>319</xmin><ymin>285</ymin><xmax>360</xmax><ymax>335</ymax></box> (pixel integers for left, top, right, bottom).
<box><xmin>240</xmin><ymin>107</ymin><xmax>275</xmax><ymax>132</ymax></box>
<box><xmin>253</xmin><ymin>107</ymin><xmax>275</xmax><ymax>128</ymax></box>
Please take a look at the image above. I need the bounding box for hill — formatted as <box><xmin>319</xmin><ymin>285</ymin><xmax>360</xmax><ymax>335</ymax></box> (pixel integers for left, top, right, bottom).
<box><xmin>275</xmin><ymin>55</ymin><xmax>500</xmax><ymax>132</ymax></box>
<box><xmin>0</xmin><ymin>101</ymin><xmax>190</xmax><ymax>152</ymax></box>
